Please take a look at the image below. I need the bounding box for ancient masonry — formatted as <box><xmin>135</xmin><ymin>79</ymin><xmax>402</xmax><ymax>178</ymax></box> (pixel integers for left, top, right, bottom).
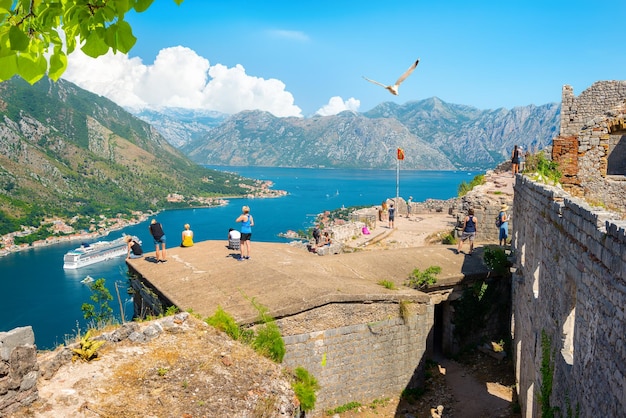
<box><xmin>0</xmin><ymin>327</ymin><xmax>38</xmax><ymax>414</ymax></box>
<box><xmin>554</xmin><ymin>81</ymin><xmax>626</xmax><ymax>213</ymax></box>
<box><xmin>512</xmin><ymin>81</ymin><xmax>626</xmax><ymax>416</ymax></box>
<box><xmin>512</xmin><ymin>177</ymin><xmax>626</xmax><ymax>415</ymax></box>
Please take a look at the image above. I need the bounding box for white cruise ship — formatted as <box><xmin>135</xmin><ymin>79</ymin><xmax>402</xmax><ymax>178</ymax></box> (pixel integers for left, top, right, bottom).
<box><xmin>63</xmin><ymin>236</ymin><xmax>139</xmax><ymax>269</ymax></box>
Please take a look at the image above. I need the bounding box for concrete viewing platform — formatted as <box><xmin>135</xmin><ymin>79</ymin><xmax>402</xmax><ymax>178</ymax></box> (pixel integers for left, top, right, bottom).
<box><xmin>126</xmin><ymin>214</ymin><xmax>493</xmax><ymax>324</ymax></box>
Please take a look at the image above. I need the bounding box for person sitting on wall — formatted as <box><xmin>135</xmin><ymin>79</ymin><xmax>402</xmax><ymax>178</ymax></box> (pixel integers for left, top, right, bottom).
<box><xmin>181</xmin><ymin>223</ymin><xmax>194</xmax><ymax>247</ymax></box>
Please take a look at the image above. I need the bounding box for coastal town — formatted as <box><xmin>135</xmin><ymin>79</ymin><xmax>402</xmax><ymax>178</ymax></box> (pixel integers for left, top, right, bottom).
<box><xmin>0</xmin><ymin>180</ymin><xmax>288</xmax><ymax>258</ymax></box>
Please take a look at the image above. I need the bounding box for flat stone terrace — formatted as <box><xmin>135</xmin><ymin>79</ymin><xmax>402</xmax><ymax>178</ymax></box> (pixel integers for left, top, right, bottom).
<box><xmin>127</xmin><ymin>238</ymin><xmax>491</xmax><ymax>324</ymax></box>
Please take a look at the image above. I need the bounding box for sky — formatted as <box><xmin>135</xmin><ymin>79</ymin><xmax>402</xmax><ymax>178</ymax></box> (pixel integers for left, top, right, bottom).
<box><xmin>61</xmin><ymin>0</ymin><xmax>626</xmax><ymax>118</ymax></box>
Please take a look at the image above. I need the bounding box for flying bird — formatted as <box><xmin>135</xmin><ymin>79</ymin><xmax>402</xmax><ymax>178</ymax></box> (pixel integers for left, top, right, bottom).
<box><xmin>363</xmin><ymin>58</ymin><xmax>420</xmax><ymax>96</ymax></box>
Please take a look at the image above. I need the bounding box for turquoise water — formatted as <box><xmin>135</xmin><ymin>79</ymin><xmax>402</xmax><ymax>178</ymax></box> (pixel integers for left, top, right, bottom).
<box><xmin>0</xmin><ymin>167</ymin><xmax>474</xmax><ymax>349</ymax></box>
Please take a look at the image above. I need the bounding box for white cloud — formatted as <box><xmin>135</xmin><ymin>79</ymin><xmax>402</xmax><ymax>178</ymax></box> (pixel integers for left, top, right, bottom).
<box><xmin>62</xmin><ymin>46</ymin><xmax>303</xmax><ymax>117</ymax></box>
<box><xmin>315</xmin><ymin>96</ymin><xmax>361</xmax><ymax>116</ymax></box>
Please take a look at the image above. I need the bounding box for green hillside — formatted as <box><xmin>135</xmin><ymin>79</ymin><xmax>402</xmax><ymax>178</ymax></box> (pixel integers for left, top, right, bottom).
<box><xmin>0</xmin><ymin>78</ymin><xmax>263</xmax><ymax>235</ymax></box>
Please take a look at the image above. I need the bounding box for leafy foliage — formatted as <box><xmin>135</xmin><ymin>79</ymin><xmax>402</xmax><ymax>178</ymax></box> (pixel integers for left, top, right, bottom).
<box><xmin>524</xmin><ymin>151</ymin><xmax>562</xmax><ymax>185</ymax></box>
<box><xmin>292</xmin><ymin>367</ymin><xmax>320</xmax><ymax>412</ymax></box>
<box><xmin>0</xmin><ymin>0</ymin><xmax>184</xmax><ymax>84</ymax></box>
<box><xmin>406</xmin><ymin>265</ymin><xmax>441</xmax><ymax>289</ymax></box>
<box><xmin>483</xmin><ymin>246</ymin><xmax>511</xmax><ymax>276</ymax></box>
<box><xmin>205</xmin><ymin>306</ymin><xmax>241</xmax><ymax>341</ymax></box>
<box><xmin>81</xmin><ymin>278</ymin><xmax>114</xmax><ymax>325</ymax></box>
<box><xmin>457</xmin><ymin>174</ymin><xmax>485</xmax><ymax>197</ymax></box>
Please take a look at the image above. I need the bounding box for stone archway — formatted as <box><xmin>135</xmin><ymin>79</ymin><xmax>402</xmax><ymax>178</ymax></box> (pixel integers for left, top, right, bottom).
<box><xmin>607</xmin><ymin>117</ymin><xmax>626</xmax><ymax>176</ymax></box>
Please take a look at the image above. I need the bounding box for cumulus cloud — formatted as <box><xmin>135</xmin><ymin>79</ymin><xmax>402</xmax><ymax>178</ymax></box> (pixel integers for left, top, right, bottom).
<box><xmin>62</xmin><ymin>46</ymin><xmax>303</xmax><ymax>117</ymax></box>
<box><xmin>315</xmin><ymin>96</ymin><xmax>361</xmax><ymax>116</ymax></box>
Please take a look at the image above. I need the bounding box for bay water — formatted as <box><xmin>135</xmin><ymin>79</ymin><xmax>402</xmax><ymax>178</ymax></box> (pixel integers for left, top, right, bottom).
<box><xmin>0</xmin><ymin>167</ymin><xmax>474</xmax><ymax>349</ymax></box>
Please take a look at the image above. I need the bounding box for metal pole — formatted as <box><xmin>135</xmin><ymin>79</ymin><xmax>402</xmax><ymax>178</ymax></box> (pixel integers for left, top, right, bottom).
<box><xmin>396</xmin><ymin>158</ymin><xmax>399</xmax><ymax>205</ymax></box>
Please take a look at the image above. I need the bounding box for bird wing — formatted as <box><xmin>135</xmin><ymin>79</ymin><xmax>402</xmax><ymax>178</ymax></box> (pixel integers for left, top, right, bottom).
<box><xmin>394</xmin><ymin>58</ymin><xmax>420</xmax><ymax>86</ymax></box>
<box><xmin>362</xmin><ymin>76</ymin><xmax>388</xmax><ymax>88</ymax></box>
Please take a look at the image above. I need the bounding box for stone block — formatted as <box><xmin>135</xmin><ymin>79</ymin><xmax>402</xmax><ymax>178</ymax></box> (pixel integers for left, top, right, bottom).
<box><xmin>0</xmin><ymin>327</ymin><xmax>35</xmax><ymax>361</ymax></box>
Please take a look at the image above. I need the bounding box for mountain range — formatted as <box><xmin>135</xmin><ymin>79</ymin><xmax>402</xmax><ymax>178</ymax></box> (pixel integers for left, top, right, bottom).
<box><xmin>137</xmin><ymin>99</ymin><xmax>560</xmax><ymax>171</ymax></box>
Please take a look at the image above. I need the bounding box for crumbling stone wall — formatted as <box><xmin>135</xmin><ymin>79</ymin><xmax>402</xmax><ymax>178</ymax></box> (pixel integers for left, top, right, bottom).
<box><xmin>278</xmin><ymin>297</ymin><xmax>432</xmax><ymax>414</ymax></box>
<box><xmin>511</xmin><ymin>175</ymin><xmax>626</xmax><ymax>416</ymax></box>
<box><xmin>0</xmin><ymin>326</ymin><xmax>39</xmax><ymax>415</ymax></box>
<box><xmin>554</xmin><ymin>82</ymin><xmax>626</xmax><ymax>212</ymax></box>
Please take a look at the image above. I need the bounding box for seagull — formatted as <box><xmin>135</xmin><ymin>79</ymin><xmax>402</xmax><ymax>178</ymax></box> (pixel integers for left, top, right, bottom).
<box><xmin>363</xmin><ymin>58</ymin><xmax>420</xmax><ymax>96</ymax></box>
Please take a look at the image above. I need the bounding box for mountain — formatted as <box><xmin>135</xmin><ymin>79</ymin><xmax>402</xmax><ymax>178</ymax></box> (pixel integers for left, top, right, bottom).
<box><xmin>181</xmin><ymin>98</ymin><xmax>560</xmax><ymax>170</ymax></box>
<box><xmin>132</xmin><ymin>108</ymin><xmax>228</xmax><ymax>148</ymax></box>
<box><xmin>182</xmin><ymin>110</ymin><xmax>456</xmax><ymax>170</ymax></box>
<box><xmin>0</xmin><ymin>78</ymin><xmax>261</xmax><ymax>234</ymax></box>
<box><xmin>365</xmin><ymin>97</ymin><xmax>560</xmax><ymax>169</ymax></box>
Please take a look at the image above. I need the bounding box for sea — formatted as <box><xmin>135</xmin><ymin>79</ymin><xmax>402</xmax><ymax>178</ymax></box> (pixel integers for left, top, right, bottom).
<box><xmin>0</xmin><ymin>166</ymin><xmax>476</xmax><ymax>349</ymax></box>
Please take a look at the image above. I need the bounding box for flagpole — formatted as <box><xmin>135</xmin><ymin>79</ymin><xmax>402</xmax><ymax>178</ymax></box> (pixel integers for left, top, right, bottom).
<box><xmin>396</xmin><ymin>156</ymin><xmax>399</xmax><ymax>205</ymax></box>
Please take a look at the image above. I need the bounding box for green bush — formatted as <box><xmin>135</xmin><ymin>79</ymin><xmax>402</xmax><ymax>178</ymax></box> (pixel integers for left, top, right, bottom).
<box><xmin>253</xmin><ymin>321</ymin><xmax>285</xmax><ymax>363</ymax></box>
<box><xmin>458</xmin><ymin>174</ymin><xmax>485</xmax><ymax>197</ymax></box>
<box><xmin>406</xmin><ymin>266</ymin><xmax>441</xmax><ymax>289</ymax></box>
<box><xmin>292</xmin><ymin>367</ymin><xmax>320</xmax><ymax>412</ymax></box>
<box><xmin>206</xmin><ymin>306</ymin><xmax>241</xmax><ymax>340</ymax></box>
<box><xmin>483</xmin><ymin>246</ymin><xmax>511</xmax><ymax>276</ymax></box>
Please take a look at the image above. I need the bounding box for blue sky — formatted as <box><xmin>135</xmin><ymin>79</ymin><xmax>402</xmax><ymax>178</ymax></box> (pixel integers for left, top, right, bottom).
<box><xmin>62</xmin><ymin>0</ymin><xmax>626</xmax><ymax>117</ymax></box>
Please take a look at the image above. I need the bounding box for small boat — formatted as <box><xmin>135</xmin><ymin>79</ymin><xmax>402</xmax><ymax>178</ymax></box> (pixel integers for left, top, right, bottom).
<box><xmin>81</xmin><ymin>275</ymin><xmax>94</xmax><ymax>284</ymax></box>
<box><xmin>63</xmin><ymin>235</ymin><xmax>141</xmax><ymax>269</ymax></box>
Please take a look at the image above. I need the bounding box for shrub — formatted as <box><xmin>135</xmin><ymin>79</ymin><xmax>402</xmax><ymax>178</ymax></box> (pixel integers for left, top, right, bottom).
<box><xmin>292</xmin><ymin>367</ymin><xmax>320</xmax><ymax>412</ymax></box>
<box><xmin>406</xmin><ymin>266</ymin><xmax>442</xmax><ymax>289</ymax></box>
<box><xmin>206</xmin><ymin>306</ymin><xmax>241</xmax><ymax>340</ymax></box>
<box><xmin>458</xmin><ymin>174</ymin><xmax>485</xmax><ymax>197</ymax></box>
<box><xmin>483</xmin><ymin>246</ymin><xmax>511</xmax><ymax>276</ymax></box>
<box><xmin>81</xmin><ymin>278</ymin><xmax>114</xmax><ymax>326</ymax></box>
<box><xmin>253</xmin><ymin>321</ymin><xmax>285</xmax><ymax>363</ymax></box>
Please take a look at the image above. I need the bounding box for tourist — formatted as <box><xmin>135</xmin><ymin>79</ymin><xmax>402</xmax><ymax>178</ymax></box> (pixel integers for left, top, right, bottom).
<box><xmin>381</xmin><ymin>200</ymin><xmax>388</xmax><ymax>221</ymax></box>
<box><xmin>312</xmin><ymin>225</ymin><xmax>321</xmax><ymax>245</ymax></box>
<box><xmin>227</xmin><ymin>228</ymin><xmax>241</xmax><ymax>250</ymax></box>
<box><xmin>319</xmin><ymin>231</ymin><xmax>332</xmax><ymax>246</ymax></box>
<box><xmin>124</xmin><ymin>235</ymin><xmax>143</xmax><ymax>259</ymax></box>
<box><xmin>511</xmin><ymin>145</ymin><xmax>521</xmax><ymax>175</ymax></box>
<box><xmin>388</xmin><ymin>203</ymin><xmax>395</xmax><ymax>229</ymax></box>
<box><xmin>181</xmin><ymin>223</ymin><xmax>194</xmax><ymax>247</ymax></box>
<box><xmin>235</xmin><ymin>205</ymin><xmax>254</xmax><ymax>260</ymax></box>
<box><xmin>149</xmin><ymin>218</ymin><xmax>167</xmax><ymax>263</ymax></box>
<box><xmin>457</xmin><ymin>208</ymin><xmax>477</xmax><ymax>255</ymax></box>
<box><xmin>407</xmin><ymin>196</ymin><xmax>413</xmax><ymax>218</ymax></box>
<box><xmin>498</xmin><ymin>204</ymin><xmax>509</xmax><ymax>247</ymax></box>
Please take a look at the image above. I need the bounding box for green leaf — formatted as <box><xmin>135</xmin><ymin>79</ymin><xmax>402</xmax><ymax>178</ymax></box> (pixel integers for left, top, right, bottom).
<box><xmin>0</xmin><ymin>0</ymin><xmax>13</xmax><ymax>13</ymax></box>
<box><xmin>48</xmin><ymin>51</ymin><xmax>67</xmax><ymax>81</ymax></box>
<box><xmin>0</xmin><ymin>53</ymin><xmax>17</xmax><ymax>81</ymax></box>
<box><xmin>9</xmin><ymin>26</ymin><xmax>30</xmax><ymax>51</ymax></box>
<box><xmin>109</xmin><ymin>20</ymin><xmax>136</xmax><ymax>53</ymax></box>
<box><xmin>16</xmin><ymin>52</ymin><xmax>47</xmax><ymax>84</ymax></box>
<box><xmin>81</xmin><ymin>30</ymin><xmax>110</xmax><ymax>58</ymax></box>
<box><xmin>134</xmin><ymin>0</ymin><xmax>155</xmax><ymax>12</ymax></box>
<box><xmin>172</xmin><ymin>0</ymin><xmax>184</xmax><ymax>5</ymax></box>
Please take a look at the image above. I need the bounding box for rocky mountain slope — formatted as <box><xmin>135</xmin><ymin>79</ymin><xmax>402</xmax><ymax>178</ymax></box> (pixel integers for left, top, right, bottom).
<box><xmin>0</xmin><ymin>78</ymin><xmax>261</xmax><ymax>233</ymax></box>
<box><xmin>178</xmin><ymin>98</ymin><xmax>559</xmax><ymax>170</ymax></box>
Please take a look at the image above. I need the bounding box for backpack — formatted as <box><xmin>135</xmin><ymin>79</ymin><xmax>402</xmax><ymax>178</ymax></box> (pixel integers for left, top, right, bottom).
<box><xmin>495</xmin><ymin>213</ymin><xmax>502</xmax><ymax>227</ymax></box>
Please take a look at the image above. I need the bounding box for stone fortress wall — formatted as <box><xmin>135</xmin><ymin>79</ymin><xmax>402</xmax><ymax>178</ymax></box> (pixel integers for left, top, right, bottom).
<box><xmin>511</xmin><ymin>176</ymin><xmax>626</xmax><ymax>416</ymax></box>
<box><xmin>555</xmin><ymin>81</ymin><xmax>626</xmax><ymax>213</ymax></box>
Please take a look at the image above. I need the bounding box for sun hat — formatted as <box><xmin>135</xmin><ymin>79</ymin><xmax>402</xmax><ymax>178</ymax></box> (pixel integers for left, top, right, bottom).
<box><xmin>500</xmin><ymin>204</ymin><xmax>509</xmax><ymax>211</ymax></box>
